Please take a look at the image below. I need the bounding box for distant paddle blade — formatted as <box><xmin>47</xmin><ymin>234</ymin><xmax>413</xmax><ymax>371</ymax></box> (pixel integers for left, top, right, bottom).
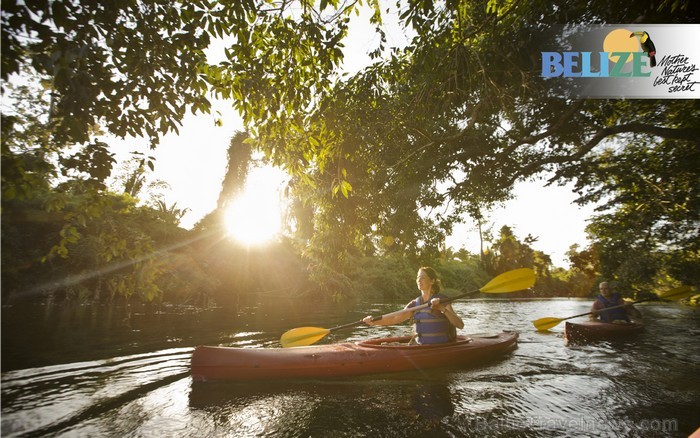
<box><xmin>280</xmin><ymin>327</ymin><xmax>330</xmax><ymax>348</ymax></box>
<box><xmin>658</xmin><ymin>285</ymin><xmax>693</xmax><ymax>300</ymax></box>
<box><xmin>532</xmin><ymin>317</ymin><xmax>563</xmax><ymax>332</ymax></box>
<box><xmin>480</xmin><ymin>268</ymin><xmax>536</xmax><ymax>294</ymax></box>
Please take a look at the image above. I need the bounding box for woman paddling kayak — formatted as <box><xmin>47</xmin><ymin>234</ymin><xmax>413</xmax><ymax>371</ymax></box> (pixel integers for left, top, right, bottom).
<box><xmin>363</xmin><ymin>266</ymin><xmax>465</xmax><ymax>344</ymax></box>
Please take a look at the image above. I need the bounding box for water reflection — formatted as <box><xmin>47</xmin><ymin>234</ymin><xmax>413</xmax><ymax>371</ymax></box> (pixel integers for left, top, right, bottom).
<box><xmin>187</xmin><ymin>377</ymin><xmax>458</xmax><ymax>437</ymax></box>
<box><xmin>410</xmin><ymin>383</ymin><xmax>454</xmax><ymax>423</ymax></box>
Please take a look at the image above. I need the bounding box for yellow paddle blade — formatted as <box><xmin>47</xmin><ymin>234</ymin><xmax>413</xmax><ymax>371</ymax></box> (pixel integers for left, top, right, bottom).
<box><xmin>480</xmin><ymin>268</ymin><xmax>536</xmax><ymax>293</ymax></box>
<box><xmin>280</xmin><ymin>327</ymin><xmax>331</xmax><ymax>348</ymax></box>
<box><xmin>532</xmin><ymin>317</ymin><xmax>564</xmax><ymax>332</ymax></box>
<box><xmin>658</xmin><ymin>285</ymin><xmax>693</xmax><ymax>300</ymax></box>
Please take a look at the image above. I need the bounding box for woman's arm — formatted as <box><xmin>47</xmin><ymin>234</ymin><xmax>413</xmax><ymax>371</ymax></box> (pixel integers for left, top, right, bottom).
<box><xmin>430</xmin><ymin>299</ymin><xmax>465</xmax><ymax>329</ymax></box>
<box><xmin>363</xmin><ymin>302</ymin><xmax>414</xmax><ymax>326</ymax></box>
<box><xmin>442</xmin><ymin>303</ymin><xmax>465</xmax><ymax>329</ymax></box>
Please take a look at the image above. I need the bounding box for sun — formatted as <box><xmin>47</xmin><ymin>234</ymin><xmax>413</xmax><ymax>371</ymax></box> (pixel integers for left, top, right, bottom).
<box><xmin>224</xmin><ymin>167</ymin><xmax>286</xmax><ymax>245</ymax></box>
<box><xmin>225</xmin><ymin>195</ymin><xmax>281</xmax><ymax>245</ymax></box>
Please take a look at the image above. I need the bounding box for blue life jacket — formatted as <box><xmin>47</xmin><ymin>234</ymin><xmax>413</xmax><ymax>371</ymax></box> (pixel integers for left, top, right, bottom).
<box><xmin>411</xmin><ymin>294</ymin><xmax>456</xmax><ymax>344</ymax></box>
<box><xmin>596</xmin><ymin>293</ymin><xmax>630</xmax><ymax>323</ymax></box>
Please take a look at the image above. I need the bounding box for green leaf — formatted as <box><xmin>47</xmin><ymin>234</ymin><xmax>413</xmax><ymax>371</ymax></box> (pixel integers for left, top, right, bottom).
<box><xmin>340</xmin><ymin>180</ymin><xmax>352</xmax><ymax>198</ymax></box>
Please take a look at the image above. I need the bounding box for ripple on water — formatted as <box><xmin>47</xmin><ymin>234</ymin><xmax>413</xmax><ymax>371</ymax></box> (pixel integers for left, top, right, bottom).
<box><xmin>447</xmin><ymin>372</ymin><xmax>622</xmax><ymax>437</ymax></box>
<box><xmin>0</xmin><ymin>348</ymin><xmax>191</xmax><ymax>437</ymax></box>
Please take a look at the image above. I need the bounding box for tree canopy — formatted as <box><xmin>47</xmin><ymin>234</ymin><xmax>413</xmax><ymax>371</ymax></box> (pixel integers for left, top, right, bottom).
<box><xmin>3</xmin><ymin>0</ymin><xmax>698</xmax><ymax>300</ymax></box>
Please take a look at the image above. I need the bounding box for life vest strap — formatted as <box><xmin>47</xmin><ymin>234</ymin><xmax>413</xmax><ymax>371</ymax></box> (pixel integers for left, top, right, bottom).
<box><xmin>415</xmin><ymin>332</ymin><xmax>449</xmax><ymax>338</ymax></box>
<box><xmin>416</xmin><ymin>318</ymin><xmax>444</xmax><ymax>323</ymax></box>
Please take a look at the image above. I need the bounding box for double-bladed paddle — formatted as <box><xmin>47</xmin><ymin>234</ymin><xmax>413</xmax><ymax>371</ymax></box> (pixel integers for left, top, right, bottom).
<box><xmin>532</xmin><ymin>285</ymin><xmax>694</xmax><ymax>332</ymax></box>
<box><xmin>280</xmin><ymin>267</ymin><xmax>536</xmax><ymax>348</ymax></box>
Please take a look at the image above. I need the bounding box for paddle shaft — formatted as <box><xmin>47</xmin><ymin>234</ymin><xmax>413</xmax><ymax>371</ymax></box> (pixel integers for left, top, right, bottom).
<box><xmin>327</xmin><ymin>289</ymin><xmax>481</xmax><ymax>333</ymax></box>
<box><xmin>558</xmin><ymin>289</ymin><xmax>689</xmax><ymax>322</ymax></box>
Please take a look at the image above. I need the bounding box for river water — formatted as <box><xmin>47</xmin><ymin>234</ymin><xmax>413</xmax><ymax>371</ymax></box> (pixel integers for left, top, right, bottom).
<box><xmin>2</xmin><ymin>298</ymin><xmax>699</xmax><ymax>437</ymax></box>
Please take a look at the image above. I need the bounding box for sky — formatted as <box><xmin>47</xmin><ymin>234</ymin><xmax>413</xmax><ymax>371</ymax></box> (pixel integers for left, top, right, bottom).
<box><xmin>109</xmin><ymin>6</ymin><xmax>597</xmax><ymax>268</ymax></box>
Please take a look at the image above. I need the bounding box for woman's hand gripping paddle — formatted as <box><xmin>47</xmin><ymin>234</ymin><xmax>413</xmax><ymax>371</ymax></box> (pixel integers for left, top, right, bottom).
<box><xmin>280</xmin><ymin>268</ymin><xmax>536</xmax><ymax>348</ymax></box>
<box><xmin>532</xmin><ymin>285</ymin><xmax>694</xmax><ymax>332</ymax></box>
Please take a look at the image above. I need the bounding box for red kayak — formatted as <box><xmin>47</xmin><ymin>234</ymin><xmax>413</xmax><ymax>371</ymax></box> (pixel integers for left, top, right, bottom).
<box><xmin>191</xmin><ymin>331</ymin><xmax>518</xmax><ymax>382</ymax></box>
<box><xmin>565</xmin><ymin>321</ymin><xmax>644</xmax><ymax>343</ymax></box>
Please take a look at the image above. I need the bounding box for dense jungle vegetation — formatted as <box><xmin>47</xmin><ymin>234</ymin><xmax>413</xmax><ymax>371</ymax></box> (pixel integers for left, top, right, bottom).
<box><xmin>2</xmin><ymin>0</ymin><xmax>698</xmax><ymax>309</ymax></box>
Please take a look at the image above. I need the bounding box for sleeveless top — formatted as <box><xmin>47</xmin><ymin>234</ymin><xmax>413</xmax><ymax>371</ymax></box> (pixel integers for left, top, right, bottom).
<box><xmin>410</xmin><ymin>294</ymin><xmax>456</xmax><ymax>344</ymax></box>
<box><xmin>596</xmin><ymin>293</ymin><xmax>630</xmax><ymax>323</ymax></box>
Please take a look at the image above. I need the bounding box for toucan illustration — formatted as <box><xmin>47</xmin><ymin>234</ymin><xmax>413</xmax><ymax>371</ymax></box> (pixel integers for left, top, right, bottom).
<box><xmin>630</xmin><ymin>31</ymin><xmax>656</xmax><ymax>67</ymax></box>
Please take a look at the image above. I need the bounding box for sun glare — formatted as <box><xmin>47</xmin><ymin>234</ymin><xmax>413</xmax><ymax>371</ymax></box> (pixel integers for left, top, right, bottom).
<box><xmin>224</xmin><ymin>167</ymin><xmax>286</xmax><ymax>245</ymax></box>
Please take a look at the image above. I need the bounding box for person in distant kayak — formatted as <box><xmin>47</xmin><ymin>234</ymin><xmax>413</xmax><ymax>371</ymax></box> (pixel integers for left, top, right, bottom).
<box><xmin>363</xmin><ymin>266</ymin><xmax>464</xmax><ymax>344</ymax></box>
<box><xmin>590</xmin><ymin>281</ymin><xmax>642</xmax><ymax>323</ymax></box>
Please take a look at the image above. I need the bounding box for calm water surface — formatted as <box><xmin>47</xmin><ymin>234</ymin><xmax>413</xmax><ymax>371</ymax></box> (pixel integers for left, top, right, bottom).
<box><xmin>2</xmin><ymin>299</ymin><xmax>699</xmax><ymax>437</ymax></box>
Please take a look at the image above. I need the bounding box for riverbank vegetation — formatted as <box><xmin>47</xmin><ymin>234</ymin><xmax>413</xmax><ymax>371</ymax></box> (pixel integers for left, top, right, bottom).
<box><xmin>2</xmin><ymin>1</ymin><xmax>698</xmax><ymax>310</ymax></box>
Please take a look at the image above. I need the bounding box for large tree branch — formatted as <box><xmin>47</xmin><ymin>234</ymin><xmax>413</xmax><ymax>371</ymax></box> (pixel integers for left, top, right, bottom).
<box><xmin>582</xmin><ymin>122</ymin><xmax>700</xmax><ymax>150</ymax></box>
<box><xmin>505</xmin><ymin>100</ymin><xmax>586</xmax><ymax>153</ymax></box>
<box><xmin>505</xmin><ymin>123</ymin><xmax>700</xmax><ymax>187</ymax></box>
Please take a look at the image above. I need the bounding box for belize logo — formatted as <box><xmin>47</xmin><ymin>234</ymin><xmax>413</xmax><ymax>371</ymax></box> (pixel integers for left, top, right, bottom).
<box><xmin>540</xmin><ymin>24</ymin><xmax>700</xmax><ymax>98</ymax></box>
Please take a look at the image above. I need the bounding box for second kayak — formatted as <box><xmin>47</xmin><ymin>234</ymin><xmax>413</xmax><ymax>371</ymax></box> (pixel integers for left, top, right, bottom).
<box><xmin>191</xmin><ymin>331</ymin><xmax>518</xmax><ymax>382</ymax></box>
<box><xmin>565</xmin><ymin>321</ymin><xmax>644</xmax><ymax>343</ymax></box>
